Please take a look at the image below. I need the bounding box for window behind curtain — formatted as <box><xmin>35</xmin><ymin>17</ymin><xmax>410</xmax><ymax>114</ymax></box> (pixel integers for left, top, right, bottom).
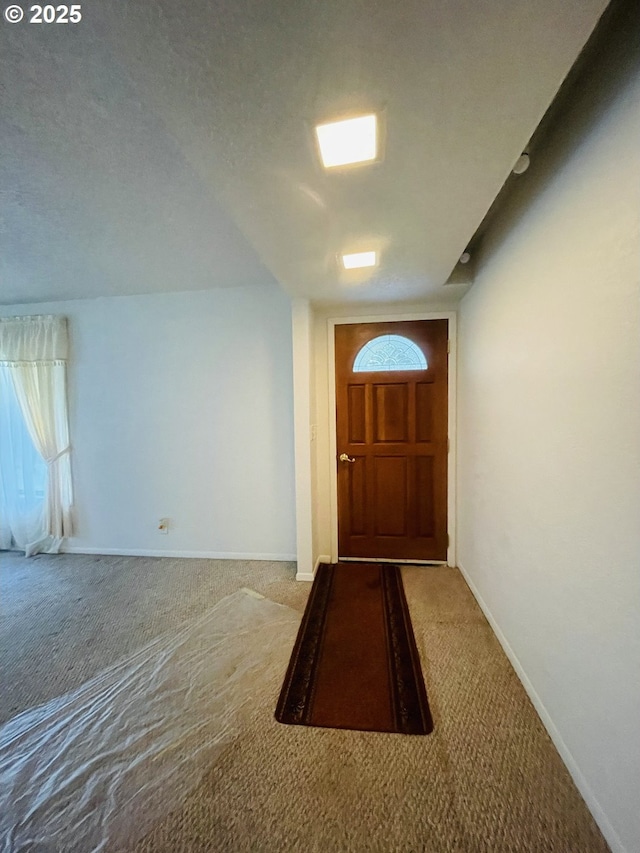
<box><xmin>0</xmin><ymin>368</ymin><xmax>47</xmax><ymax>550</ymax></box>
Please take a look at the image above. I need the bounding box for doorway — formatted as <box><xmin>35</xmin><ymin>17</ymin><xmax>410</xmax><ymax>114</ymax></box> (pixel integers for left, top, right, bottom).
<box><xmin>333</xmin><ymin>318</ymin><xmax>452</xmax><ymax>563</ymax></box>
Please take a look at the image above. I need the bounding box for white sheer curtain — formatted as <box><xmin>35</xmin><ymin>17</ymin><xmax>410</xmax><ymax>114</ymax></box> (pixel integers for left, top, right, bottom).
<box><xmin>0</xmin><ymin>316</ymin><xmax>73</xmax><ymax>556</ymax></box>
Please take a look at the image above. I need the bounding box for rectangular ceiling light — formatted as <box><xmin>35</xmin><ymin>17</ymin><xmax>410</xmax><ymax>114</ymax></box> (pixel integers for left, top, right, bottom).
<box><xmin>315</xmin><ymin>114</ymin><xmax>377</xmax><ymax>169</ymax></box>
<box><xmin>342</xmin><ymin>251</ymin><xmax>377</xmax><ymax>270</ymax></box>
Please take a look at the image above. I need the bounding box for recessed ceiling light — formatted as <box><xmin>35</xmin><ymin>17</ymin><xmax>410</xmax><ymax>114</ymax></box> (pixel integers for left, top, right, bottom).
<box><xmin>341</xmin><ymin>251</ymin><xmax>377</xmax><ymax>270</ymax></box>
<box><xmin>315</xmin><ymin>114</ymin><xmax>377</xmax><ymax>169</ymax></box>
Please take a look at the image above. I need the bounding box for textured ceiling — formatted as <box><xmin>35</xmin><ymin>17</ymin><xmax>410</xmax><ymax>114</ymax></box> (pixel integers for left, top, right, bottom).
<box><xmin>1</xmin><ymin>0</ymin><xmax>609</xmax><ymax>306</ymax></box>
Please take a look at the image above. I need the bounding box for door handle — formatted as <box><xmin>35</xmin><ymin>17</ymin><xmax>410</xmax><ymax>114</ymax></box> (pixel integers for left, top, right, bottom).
<box><xmin>339</xmin><ymin>453</ymin><xmax>356</xmax><ymax>463</ymax></box>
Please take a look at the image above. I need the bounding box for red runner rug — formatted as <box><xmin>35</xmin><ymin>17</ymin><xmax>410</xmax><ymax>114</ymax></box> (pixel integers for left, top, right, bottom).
<box><xmin>275</xmin><ymin>562</ymin><xmax>433</xmax><ymax>735</ymax></box>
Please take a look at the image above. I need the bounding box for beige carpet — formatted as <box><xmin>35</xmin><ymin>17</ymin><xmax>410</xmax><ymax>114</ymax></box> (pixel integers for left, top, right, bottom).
<box><xmin>1</xmin><ymin>552</ymin><xmax>609</xmax><ymax>852</ymax></box>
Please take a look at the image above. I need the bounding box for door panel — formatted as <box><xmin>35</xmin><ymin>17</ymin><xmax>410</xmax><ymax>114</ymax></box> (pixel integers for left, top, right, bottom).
<box><xmin>372</xmin><ymin>384</ymin><xmax>408</xmax><ymax>443</ymax></box>
<box><xmin>416</xmin><ymin>456</ymin><xmax>436</xmax><ymax>538</ymax></box>
<box><xmin>348</xmin><ymin>385</ymin><xmax>366</xmax><ymax>443</ymax></box>
<box><xmin>415</xmin><ymin>382</ymin><xmax>434</xmax><ymax>442</ymax></box>
<box><xmin>348</xmin><ymin>457</ymin><xmax>367</xmax><ymax>536</ymax></box>
<box><xmin>374</xmin><ymin>456</ymin><xmax>408</xmax><ymax>536</ymax></box>
<box><xmin>336</xmin><ymin>320</ymin><xmax>448</xmax><ymax>561</ymax></box>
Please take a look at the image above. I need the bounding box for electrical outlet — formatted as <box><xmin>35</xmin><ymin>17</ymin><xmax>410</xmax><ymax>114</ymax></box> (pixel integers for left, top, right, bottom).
<box><xmin>158</xmin><ymin>517</ymin><xmax>169</xmax><ymax>534</ymax></box>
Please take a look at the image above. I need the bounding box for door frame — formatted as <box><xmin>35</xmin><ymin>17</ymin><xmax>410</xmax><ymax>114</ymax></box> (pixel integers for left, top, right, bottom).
<box><xmin>327</xmin><ymin>311</ymin><xmax>457</xmax><ymax>567</ymax></box>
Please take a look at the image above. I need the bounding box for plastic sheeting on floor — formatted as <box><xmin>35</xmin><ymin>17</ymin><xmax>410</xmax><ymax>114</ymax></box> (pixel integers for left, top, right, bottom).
<box><xmin>0</xmin><ymin>589</ymin><xmax>300</xmax><ymax>852</ymax></box>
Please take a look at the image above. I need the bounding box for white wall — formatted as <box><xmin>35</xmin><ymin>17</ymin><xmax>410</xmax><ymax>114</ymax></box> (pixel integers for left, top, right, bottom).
<box><xmin>1</xmin><ymin>287</ymin><xmax>297</xmax><ymax>560</ymax></box>
<box><xmin>456</xmin><ymin>8</ymin><xmax>640</xmax><ymax>852</ymax></box>
<box><xmin>291</xmin><ymin>299</ymin><xmax>317</xmax><ymax>579</ymax></box>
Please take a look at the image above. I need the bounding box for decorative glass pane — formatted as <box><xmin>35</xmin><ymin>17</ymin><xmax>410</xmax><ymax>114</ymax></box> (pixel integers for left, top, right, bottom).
<box><xmin>353</xmin><ymin>335</ymin><xmax>427</xmax><ymax>373</ymax></box>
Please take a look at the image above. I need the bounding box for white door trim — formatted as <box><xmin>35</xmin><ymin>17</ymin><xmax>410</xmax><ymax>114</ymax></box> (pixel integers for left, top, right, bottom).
<box><xmin>327</xmin><ymin>311</ymin><xmax>457</xmax><ymax>568</ymax></box>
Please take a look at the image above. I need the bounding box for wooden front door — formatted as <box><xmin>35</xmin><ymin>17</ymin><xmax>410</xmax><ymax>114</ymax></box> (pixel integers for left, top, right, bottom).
<box><xmin>335</xmin><ymin>320</ymin><xmax>448</xmax><ymax>561</ymax></box>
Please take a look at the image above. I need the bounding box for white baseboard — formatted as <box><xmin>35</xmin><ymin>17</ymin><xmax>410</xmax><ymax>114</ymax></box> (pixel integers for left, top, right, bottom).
<box><xmin>457</xmin><ymin>561</ymin><xmax>625</xmax><ymax>853</ymax></box>
<box><xmin>296</xmin><ymin>553</ymin><xmax>330</xmax><ymax>582</ymax></box>
<box><xmin>63</xmin><ymin>545</ymin><xmax>297</xmax><ymax>561</ymax></box>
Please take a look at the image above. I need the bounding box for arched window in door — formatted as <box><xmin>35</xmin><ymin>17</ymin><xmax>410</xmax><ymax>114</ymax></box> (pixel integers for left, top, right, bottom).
<box><xmin>353</xmin><ymin>334</ymin><xmax>427</xmax><ymax>373</ymax></box>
